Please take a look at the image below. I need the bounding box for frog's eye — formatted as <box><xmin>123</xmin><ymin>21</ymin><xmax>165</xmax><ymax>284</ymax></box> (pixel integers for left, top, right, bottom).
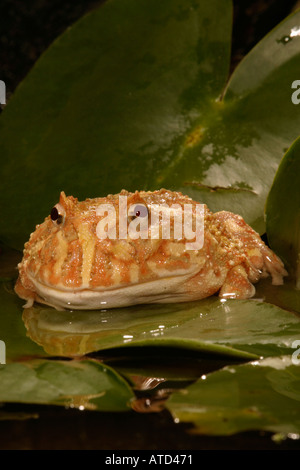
<box><xmin>50</xmin><ymin>203</ymin><xmax>66</xmax><ymax>226</ymax></box>
<box><xmin>128</xmin><ymin>203</ymin><xmax>149</xmax><ymax>220</ymax></box>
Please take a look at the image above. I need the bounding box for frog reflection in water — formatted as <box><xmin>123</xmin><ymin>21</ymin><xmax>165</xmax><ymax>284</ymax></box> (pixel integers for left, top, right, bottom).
<box><xmin>15</xmin><ymin>189</ymin><xmax>287</xmax><ymax>310</ymax></box>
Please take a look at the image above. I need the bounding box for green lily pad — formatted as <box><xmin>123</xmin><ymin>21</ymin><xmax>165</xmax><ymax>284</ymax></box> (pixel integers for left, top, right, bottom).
<box><xmin>167</xmin><ymin>9</ymin><xmax>300</xmax><ymax>234</ymax></box>
<box><xmin>0</xmin><ymin>279</ymin><xmax>255</xmax><ymax>362</ymax></box>
<box><xmin>167</xmin><ymin>356</ymin><xmax>300</xmax><ymax>436</ymax></box>
<box><xmin>0</xmin><ymin>359</ymin><xmax>134</xmax><ymax>411</ymax></box>
<box><xmin>22</xmin><ymin>302</ymin><xmax>258</xmax><ymax>361</ymax></box>
<box><xmin>22</xmin><ymin>291</ymin><xmax>300</xmax><ymax>360</ymax></box>
<box><xmin>265</xmin><ymin>136</ymin><xmax>300</xmax><ymax>286</ymax></box>
<box><xmin>0</xmin><ymin>0</ymin><xmax>232</xmax><ymax>250</ymax></box>
<box><xmin>1</xmin><ymin>249</ymin><xmax>300</xmax><ymax>414</ymax></box>
<box><xmin>1</xmin><ymin>1</ymin><xmax>300</xmax><ymax>250</ymax></box>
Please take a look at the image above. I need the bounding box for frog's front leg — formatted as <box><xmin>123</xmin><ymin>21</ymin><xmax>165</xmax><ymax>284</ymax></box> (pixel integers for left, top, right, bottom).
<box><xmin>213</xmin><ymin>211</ymin><xmax>288</xmax><ymax>299</ymax></box>
<box><xmin>219</xmin><ymin>265</ymin><xmax>256</xmax><ymax>299</ymax></box>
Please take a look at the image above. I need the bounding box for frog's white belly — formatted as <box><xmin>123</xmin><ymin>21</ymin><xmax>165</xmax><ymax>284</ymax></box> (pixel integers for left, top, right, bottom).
<box><xmin>26</xmin><ymin>267</ymin><xmax>200</xmax><ymax>310</ymax></box>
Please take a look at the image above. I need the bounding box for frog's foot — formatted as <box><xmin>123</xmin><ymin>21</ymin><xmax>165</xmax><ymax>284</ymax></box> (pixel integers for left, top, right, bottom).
<box><xmin>213</xmin><ymin>211</ymin><xmax>288</xmax><ymax>287</ymax></box>
<box><xmin>243</xmin><ymin>245</ymin><xmax>288</xmax><ymax>286</ymax></box>
<box><xmin>219</xmin><ymin>265</ymin><xmax>256</xmax><ymax>299</ymax></box>
<box><xmin>259</xmin><ymin>245</ymin><xmax>288</xmax><ymax>285</ymax></box>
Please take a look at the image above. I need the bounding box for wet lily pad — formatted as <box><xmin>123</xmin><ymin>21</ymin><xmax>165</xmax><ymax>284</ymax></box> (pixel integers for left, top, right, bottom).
<box><xmin>21</xmin><ymin>289</ymin><xmax>300</xmax><ymax>360</ymax></box>
<box><xmin>1</xmin><ymin>1</ymin><xmax>300</xmax><ymax>250</ymax></box>
<box><xmin>1</xmin><ymin>251</ymin><xmax>300</xmax><ymax>416</ymax></box>
<box><xmin>0</xmin><ymin>280</ymin><xmax>254</xmax><ymax>362</ymax></box>
<box><xmin>167</xmin><ymin>356</ymin><xmax>300</xmax><ymax>436</ymax></box>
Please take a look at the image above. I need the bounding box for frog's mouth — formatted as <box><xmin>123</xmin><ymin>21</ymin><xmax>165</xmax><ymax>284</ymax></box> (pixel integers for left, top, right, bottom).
<box><xmin>26</xmin><ymin>268</ymin><xmax>199</xmax><ymax>310</ymax></box>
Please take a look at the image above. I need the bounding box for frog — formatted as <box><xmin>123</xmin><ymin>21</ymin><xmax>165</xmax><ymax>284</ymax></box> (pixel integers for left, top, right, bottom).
<box><xmin>15</xmin><ymin>189</ymin><xmax>287</xmax><ymax>310</ymax></box>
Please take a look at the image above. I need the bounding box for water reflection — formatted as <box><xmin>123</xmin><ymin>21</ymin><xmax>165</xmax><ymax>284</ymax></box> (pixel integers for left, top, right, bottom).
<box><xmin>21</xmin><ymin>296</ymin><xmax>264</xmax><ymax>361</ymax></box>
<box><xmin>20</xmin><ymin>298</ymin><xmax>260</xmax><ymax>415</ymax></box>
<box><xmin>21</xmin><ymin>300</ymin><xmax>209</xmax><ymax>358</ymax></box>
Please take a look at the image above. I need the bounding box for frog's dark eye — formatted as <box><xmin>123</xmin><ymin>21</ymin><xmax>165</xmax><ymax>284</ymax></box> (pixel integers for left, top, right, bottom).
<box><xmin>134</xmin><ymin>204</ymin><xmax>148</xmax><ymax>218</ymax></box>
<box><xmin>128</xmin><ymin>203</ymin><xmax>148</xmax><ymax>220</ymax></box>
<box><xmin>50</xmin><ymin>203</ymin><xmax>65</xmax><ymax>226</ymax></box>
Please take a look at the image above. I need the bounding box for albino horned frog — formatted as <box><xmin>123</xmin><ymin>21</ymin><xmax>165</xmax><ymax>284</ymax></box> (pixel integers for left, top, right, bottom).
<box><xmin>15</xmin><ymin>189</ymin><xmax>287</xmax><ymax>310</ymax></box>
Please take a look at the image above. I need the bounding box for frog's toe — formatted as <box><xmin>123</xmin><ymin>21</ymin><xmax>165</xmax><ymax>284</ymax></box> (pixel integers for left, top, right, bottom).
<box><xmin>219</xmin><ymin>265</ymin><xmax>256</xmax><ymax>299</ymax></box>
<box><xmin>260</xmin><ymin>246</ymin><xmax>288</xmax><ymax>285</ymax></box>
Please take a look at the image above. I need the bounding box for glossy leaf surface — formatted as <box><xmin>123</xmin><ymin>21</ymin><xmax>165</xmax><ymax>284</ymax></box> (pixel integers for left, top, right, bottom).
<box><xmin>21</xmin><ymin>290</ymin><xmax>300</xmax><ymax>360</ymax></box>
<box><xmin>0</xmin><ymin>359</ymin><xmax>134</xmax><ymax>411</ymax></box>
<box><xmin>2</xmin><ymin>1</ymin><xmax>300</xmax><ymax>250</ymax></box>
<box><xmin>0</xmin><ymin>0</ymin><xmax>232</xmax><ymax>249</ymax></box>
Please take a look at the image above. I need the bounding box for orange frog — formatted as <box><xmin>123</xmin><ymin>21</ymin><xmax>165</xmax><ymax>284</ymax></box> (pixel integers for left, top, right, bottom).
<box><xmin>15</xmin><ymin>189</ymin><xmax>287</xmax><ymax>310</ymax></box>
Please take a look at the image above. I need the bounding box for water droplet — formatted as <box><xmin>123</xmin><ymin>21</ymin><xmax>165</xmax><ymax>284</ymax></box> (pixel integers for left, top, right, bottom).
<box><xmin>276</xmin><ymin>35</ymin><xmax>292</xmax><ymax>45</ymax></box>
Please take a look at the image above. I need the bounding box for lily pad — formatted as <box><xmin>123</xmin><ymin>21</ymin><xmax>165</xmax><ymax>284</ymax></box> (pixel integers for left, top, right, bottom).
<box><xmin>0</xmin><ymin>0</ymin><xmax>232</xmax><ymax>249</ymax></box>
<box><xmin>0</xmin><ymin>359</ymin><xmax>134</xmax><ymax>411</ymax></box>
<box><xmin>167</xmin><ymin>356</ymin><xmax>300</xmax><ymax>436</ymax></box>
<box><xmin>1</xmin><ymin>1</ymin><xmax>300</xmax><ymax>250</ymax></box>
<box><xmin>1</xmin><ymin>250</ymin><xmax>300</xmax><ymax>415</ymax></box>
<box><xmin>0</xmin><ymin>279</ymin><xmax>255</xmax><ymax>362</ymax></box>
<box><xmin>265</xmin><ymin>136</ymin><xmax>300</xmax><ymax>286</ymax></box>
<box><xmin>21</xmin><ymin>292</ymin><xmax>300</xmax><ymax>360</ymax></box>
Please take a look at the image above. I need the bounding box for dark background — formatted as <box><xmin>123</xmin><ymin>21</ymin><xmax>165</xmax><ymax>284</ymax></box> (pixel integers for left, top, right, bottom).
<box><xmin>0</xmin><ymin>0</ymin><xmax>299</xmax><ymax>451</ymax></box>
